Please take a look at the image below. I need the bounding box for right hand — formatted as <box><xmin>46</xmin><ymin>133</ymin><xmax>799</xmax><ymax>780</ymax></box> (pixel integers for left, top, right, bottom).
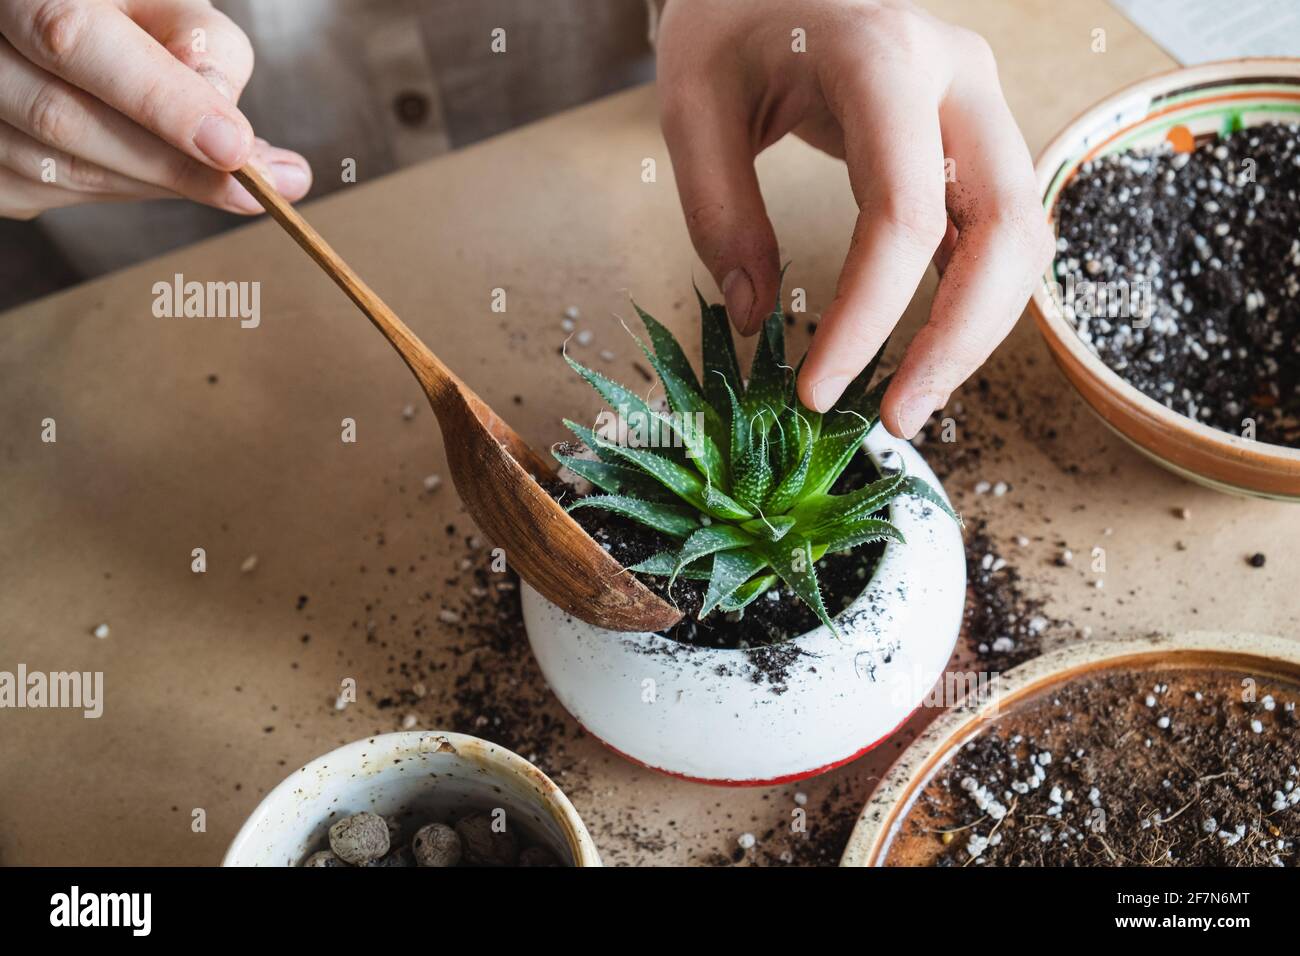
<box><xmin>657</xmin><ymin>0</ymin><xmax>1052</xmax><ymax>439</ymax></box>
<box><xmin>0</xmin><ymin>0</ymin><xmax>311</xmax><ymax>220</ymax></box>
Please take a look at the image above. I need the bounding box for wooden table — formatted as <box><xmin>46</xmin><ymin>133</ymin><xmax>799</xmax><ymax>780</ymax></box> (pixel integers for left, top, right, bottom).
<box><xmin>2</xmin><ymin>0</ymin><xmax>1296</xmax><ymax>865</ymax></box>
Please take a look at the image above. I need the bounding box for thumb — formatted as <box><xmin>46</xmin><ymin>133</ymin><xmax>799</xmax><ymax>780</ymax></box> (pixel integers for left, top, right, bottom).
<box><xmin>660</xmin><ymin>95</ymin><xmax>780</xmax><ymax>334</ymax></box>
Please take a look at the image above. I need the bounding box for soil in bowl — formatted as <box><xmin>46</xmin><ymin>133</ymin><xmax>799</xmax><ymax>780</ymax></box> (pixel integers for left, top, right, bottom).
<box><xmin>550</xmin><ymin>450</ymin><xmax>886</xmax><ymax>651</ymax></box>
<box><xmin>1054</xmin><ymin>121</ymin><xmax>1300</xmax><ymax>445</ymax></box>
<box><xmin>885</xmin><ymin>665</ymin><xmax>1300</xmax><ymax>866</ymax></box>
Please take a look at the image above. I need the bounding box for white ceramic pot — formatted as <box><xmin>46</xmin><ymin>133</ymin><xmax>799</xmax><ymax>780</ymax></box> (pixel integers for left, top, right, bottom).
<box><xmin>223</xmin><ymin>731</ymin><xmax>601</xmax><ymax>866</ymax></box>
<box><xmin>522</xmin><ymin>431</ymin><xmax>966</xmax><ymax>786</ymax></box>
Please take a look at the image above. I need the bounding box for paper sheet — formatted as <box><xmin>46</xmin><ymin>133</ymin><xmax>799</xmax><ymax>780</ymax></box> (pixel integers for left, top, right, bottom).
<box><xmin>1110</xmin><ymin>0</ymin><xmax>1300</xmax><ymax>64</ymax></box>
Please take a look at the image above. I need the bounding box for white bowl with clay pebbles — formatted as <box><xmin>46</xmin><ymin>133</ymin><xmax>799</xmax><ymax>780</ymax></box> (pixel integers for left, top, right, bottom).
<box><xmin>223</xmin><ymin>731</ymin><xmax>601</xmax><ymax>867</ymax></box>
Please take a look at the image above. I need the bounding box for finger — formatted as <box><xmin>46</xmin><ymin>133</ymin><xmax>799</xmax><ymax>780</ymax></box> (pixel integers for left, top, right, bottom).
<box><xmin>127</xmin><ymin>1</ymin><xmax>312</xmax><ymax>193</ymax></box>
<box><xmin>792</xmin><ymin>111</ymin><xmax>845</xmax><ymax>160</ymax></box>
<box><xmin>0</xmin><ymin>38</ymin><xmax>307</xmax><ymax>211</ymax></box>
<box><xmin>240</xmin><ymin>137</ymin><xmax>312</xmax><ymax>205</ymax></box>
<box><xmin>0</xmin><ymin>118</ymin><xmax>168</xmax><ymax>197</ymax></box>
<box><xmin>880</xmin><ymin>37</ymin><xmax>1053</xmax><ymax>439</ymax></box>
<box><xmin>0</xmin><ymin>0</ymin><xmax>253</xmax><ymax>169</ymax></box>
<box><xmin>0</xmin><ymin>163</ymin><xmax>123</xmax><ymax>218</ymax></box>
<box><xmin>126</xmin><ymin>0</ymin><xmax>255</xmax><ymax>102</ymax></box>
<box><xmin>660</xmin><ymin>80</ymin><xmax>780</xmax><ymax>335</ymax></box>
<box><xmin>933</xmin><ymin>219</ymin><xmax>958</xmax><ymax>275</ymax></box>
<box><xmin>797</xmin><ymin>74</ymin><xmax>948</xmax><ymax>413</ymax></box>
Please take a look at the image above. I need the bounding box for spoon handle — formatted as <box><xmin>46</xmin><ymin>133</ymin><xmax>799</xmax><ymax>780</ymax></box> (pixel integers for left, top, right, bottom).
<box><xmin>232</xmin><ymin>165</ymin><xmax>556</xmax><ymax>479</ymax></box>
<box><xmin>232</xmin><ymin>165</ymin><xmax>454</xmax><ymax>398</ymax></box>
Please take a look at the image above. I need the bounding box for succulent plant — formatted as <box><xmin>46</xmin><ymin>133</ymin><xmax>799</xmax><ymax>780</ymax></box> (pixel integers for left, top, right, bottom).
<box><xmin>556</xmin><ymin>285</ymin><xmax>957</xmax><ymax>637</ymax></box>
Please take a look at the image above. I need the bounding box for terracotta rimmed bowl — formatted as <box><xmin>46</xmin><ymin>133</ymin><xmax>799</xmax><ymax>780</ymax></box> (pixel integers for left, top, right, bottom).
<box><xmin>223</xmin><ymin>731</ymin><xmax>601</xmax><ymax>866</ymax></box>
<box><xmin>1028</xmin><ymin>57</ymin><xmax>1300</xmax><ymax>500</ymax></box>
<box><xmin>840</xmin><ymin>631</ymin><xmax>1300</xmax><ymax>866</ymax></box>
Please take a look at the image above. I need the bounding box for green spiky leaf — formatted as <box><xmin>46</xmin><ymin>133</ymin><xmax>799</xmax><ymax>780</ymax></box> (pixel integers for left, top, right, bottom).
<box><xmin>829</xmin><ymin>339</ymin><xmax>889</xmax><ymax>414</ymax></box>
<box><xmin>739</xmin><ymin>514</ymin><xmax>796</xmax><ymax>541</ymax></box>
<box><xmin>820</xmin><ymin>517</ymin><xmax>905</xmax><ymax>554</ymax></box>
<box><xmin>560</xmin><ymin>419</ymin><xmax>622</xmax><ymax>465</ymax></box>
<box><xmin>554</xmin><ymin>455</ymin><xmax>673</xmax><ymax>501</ymax></box>
<box><xmin>718</xmin><ymin>572</ymin><xmax>778</xmax><ymax>614</ymax></box>
<box><xmin>669</xmin><ymin>525</ymin><xmax>755</xmax><ymax>586</ymax></box>
<box><xmin>702</xmin><ymin>484</ymin><xmax>753</xmax><ymax>520</ymax></box>
<box><xmin>731</xmin><ymin>438</ymin><xmax>774</xmax><ymax>511</ymax></box>
<box><xmin>802</xmin><ymin>378</ymin><xmax>888</xmax><ymax>498</ymax></box>
<box><xmin>743</xmin><ymin>311</ymin><xmax>789</xmax><ymax>420</ymax></box>
<box><xmin>720</xmin><ymin>375</ymin><xmax>750</xmax><ymax>471</ymax></box>
<box><xmin>792</xmin><ymin>472</ymin><xmax>907</xmax><ymax>534</ymax></box>
<box><xmin>699</xmin><ymin>548</ymin><xmax>771</xmax><ymax>618</ymax></box>
<box><xmin>571</xmin><ymin>420</ymin><xmax>750</xmax><ymax>519</ymax></box>
<box><xmin>558</xmin><ymin>285</ymin><xmax>956</xmax><ymax>630</ymax></box>
<box><xmin>772</xmin><ymin>402</ymin><xmax>820</xmax><ymax>475</ymax></box>
<box><xmin>563</xmin><ymin>352</ymin><xmax>689</xmax><ymax>465</ymax></box>
<box><xmin>566</xmin><ymin>494</ymin><xmax>699</xmax><ymax>538</ymax></box>
<box><xmin>627</xmin><ymin>327</ymin><xmax>727</xmax><ymax>485</ymax></box>
<box><xmin>633</xmin><ymin>301</ymin><xmax>702</xmax><ymax>394</ymax></box>
<box><xmin>630</xmin><ymin>550</ymin><xmax>712</xmax><ymax>580</ymax></box>
<box><xmin>745</xmin><ymin>263</ymin><xmax>790</xmax><ymax>414</ymax></box>
<box><xmin>700</xmin><ymin>289</ymin><xmax>743</xmax><ymax>423</ymax></box>
<box><xmin>804</xmin><ymin>425</ymin><xmax>870</xmax><ymax>499</ymax></box>
<box><xmin>657</xmin><ymin>365</ymin><xmax>728</xmax><ymax>487</ymax></box>
<box><xmin>764</xmin><ymin>411</ymin><xmax>815</xmax><ymax>513</ymax></box>
<box><xmin>896</xmin><ymin>475</ymin><xmax>962</xmax><ymax>524</ymax></box>
<box><xmin>752</xmin><ymin>533</ymin><xmax>837</xmax><ymax>636</ymax></box>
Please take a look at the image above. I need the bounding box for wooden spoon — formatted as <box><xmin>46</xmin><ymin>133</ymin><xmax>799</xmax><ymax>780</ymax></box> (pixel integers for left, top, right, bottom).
<box><xmin>233</xmin><ymin>165</ymin><xmax>682</xmax><ymax>632</ymax></box>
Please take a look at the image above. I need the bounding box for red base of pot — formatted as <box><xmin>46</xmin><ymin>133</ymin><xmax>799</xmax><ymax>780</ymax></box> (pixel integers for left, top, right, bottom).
<box><xmin>580</xmin><ymin>707</ymin><xmax>920</xmax><ymax>787</ymax></box>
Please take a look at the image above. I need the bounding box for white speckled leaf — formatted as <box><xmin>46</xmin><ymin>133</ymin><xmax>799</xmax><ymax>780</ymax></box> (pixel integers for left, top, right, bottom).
<box><xmin>718</xmin><ymin>573</ymin><xmax>778</xmax><ymax>614</ymax></box>
<box><xmin>753</xmin><ymin>534</ymin><xmax>837</xmax><ymax>637</ymax></box>
<box><xmin>566</xmin><ymin>494</ymin><xmax>699</xmax><ymax>538</ymax></box>
<box><xmin>819</xmin><ymin>517</ymin><xmax>905</xmax><ymax>554</ymax></box>
<box><xmin>699</xmin><ymin>547</ymin><xmax>771</xmax><ymax>619</ymax></box>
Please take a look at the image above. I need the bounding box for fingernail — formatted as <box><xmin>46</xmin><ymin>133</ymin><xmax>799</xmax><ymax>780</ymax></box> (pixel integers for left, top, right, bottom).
<box><xmin>194</xmin><ymin>113</ymin><xmax>246</xmax><ymax>168</ymax></box>
<box><xmin>722</xmin><ymin>267</ymin><xmax>756</xmax><ymax>333</ymax></box>
<box><xmin>895</xmin><ymin>392</ymin><xmax>944</xmax><ymax>439</ymax></box>
<box><xmin>271</xmin><ymin>161</ymin><xmax>311</xmax><ymax>199</ymax></box>
<box><xmin>810</xmin><ymin>375</ymin><xmax>853</xmax><ymax>413</ymax></box>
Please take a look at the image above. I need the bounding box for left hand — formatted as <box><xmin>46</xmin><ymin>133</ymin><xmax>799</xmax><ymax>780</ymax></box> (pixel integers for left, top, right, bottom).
<box><xmin>0</xmin><ymin>0</ymin><xmax>312</xmax><ymax>219</ymax></box>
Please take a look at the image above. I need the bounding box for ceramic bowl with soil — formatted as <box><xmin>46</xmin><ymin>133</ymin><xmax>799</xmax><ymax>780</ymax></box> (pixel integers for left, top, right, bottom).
<box><xmin>222</xmin><ymin>731</ymin><xmax>601</xmax><ymax>867</ymax></box>
<box><xmin>1029</xmin><ymin>58</ymin><xmax>1300</xmax><ymax>499</ymax></box>
<box><xmin>842</xmin><ymin>632</ymin><xmax>1300</xmax><ymax>867</ymax></box>
<box><xmin>524</xmin><ymin>426</ymin><xmax>965</xmax><ymax>785</ymax></box>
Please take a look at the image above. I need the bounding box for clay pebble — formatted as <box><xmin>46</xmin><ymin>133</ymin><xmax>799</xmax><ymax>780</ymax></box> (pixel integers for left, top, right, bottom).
<box><xmin>455</xmin><ymin>813</ymin><xmax>519</xmax><ymax>866</ymax></box>
<box><xmin>304</xmin><ymin>850</ymin><xmax>347</xmax><ymax>867</ymax></box>
<box><xmin>328</xmin><ymin>811</ymin><xmax>391</xmax><ymax>865</ymax></box>
<box><xmin>412</xmin><ymin>822</ymin><xmax>463</xmax><ymax>867</ymax></box>
<box><xmin>518</xmin><ymin>846</ymin><xmax>560</xmax><ymax>867</ymax></box>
